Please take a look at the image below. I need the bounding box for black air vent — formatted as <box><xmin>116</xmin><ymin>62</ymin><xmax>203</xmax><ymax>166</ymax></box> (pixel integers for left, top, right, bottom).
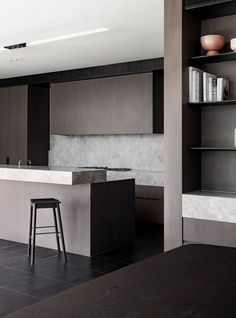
<box><xmin>4</xmin><ymin>43</ymin><xmax>26</xmax><ymax>50</ymax></box>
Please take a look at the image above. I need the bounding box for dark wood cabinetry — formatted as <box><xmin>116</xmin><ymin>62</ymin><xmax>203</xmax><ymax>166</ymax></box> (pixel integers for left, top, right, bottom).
<box><xmin>0</xmin><ymin>88</ymin><xmax>10</xmax><ymax>164</ymax></box>
<box><xmin>0</xmin><ymin>58</ymin><xmax>163</xmax><ymax>136</ymax></box>
<box><xmin>135</xmin><ymin>185</ymin><xmax>164</xmax><ymax>224</ymax></box>
<box><xmin>0</xmin><ymin>85</ymin><xmax>49</xmax><ymax>165</ymax></box>
<box><xmin>51</xmin><ymin>73</ymin><xmax>155</xmax><ymax>135</ymax></box>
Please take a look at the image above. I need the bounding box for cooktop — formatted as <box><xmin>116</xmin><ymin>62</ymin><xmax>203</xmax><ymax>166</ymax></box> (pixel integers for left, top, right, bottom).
<box><xmin>78</xmin><ymin>166</ymin><xmax>131</xmax><ymax>172</ymax></box>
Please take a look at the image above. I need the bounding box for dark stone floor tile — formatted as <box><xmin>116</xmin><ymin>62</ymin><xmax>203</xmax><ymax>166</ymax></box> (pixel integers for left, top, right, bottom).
<box><xmin>0</xmin><ymin>239</ymin><xmax>19</xmax><ymax>250</ymax></box>
<box><xmin>0</xmin><ymin>244</ymin><xmax>58</xmax><ymax>269</ymax></box>
<box><xmin>0</xmin><ymin>266</ymin><xmax>73</xmax><ymax>300</ymax></box>
<box><xmin>73</xmin><ymin>271</ymin><xmax>104</xmax><ymax>286</ymax></box>
<box><xmin>0</xmin><ymin>287</ymin><xmax>39</xmax><ymax>317</ymax></box>
<box><xmin>48</xmin><ymin>253</ymin><xmax>129</xmax><ymax>274</ymax></box>
<box><xmin>0</xmin><ymin>222</ymin><xmax>164</xmax><ymax>316</ymax></box>
<box><xmin>20</xmin><ymin>260</ymin><xmax>104</xmax><ymax>284</ymax></box>
<box><xmin>0</xmin><ymin>245</ymin><xmax>29</xmax><ymax>268</ymax></box>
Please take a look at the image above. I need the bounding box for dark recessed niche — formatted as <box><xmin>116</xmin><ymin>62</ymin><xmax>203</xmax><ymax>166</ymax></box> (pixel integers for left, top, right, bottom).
<box><xmin>185</xmin><ymin>0</ymin><xmax>236</xmax><ymax>19</ymax></box>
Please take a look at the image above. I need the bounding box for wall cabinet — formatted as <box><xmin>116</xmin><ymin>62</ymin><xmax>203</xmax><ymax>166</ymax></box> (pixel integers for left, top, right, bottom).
<box><xmin>0</xmin><ymin>85</ymin><xmax>50</xmax><ymax>165</ymax></box>
<box><xmin>51</xmin><ymin>72</ymin><xmax>163</xmax><ymax>135</ymax></box>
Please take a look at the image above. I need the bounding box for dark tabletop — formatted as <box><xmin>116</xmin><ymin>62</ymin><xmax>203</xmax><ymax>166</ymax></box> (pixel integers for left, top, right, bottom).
<box><xmin>6</xmin><ymin>244</ymin><xmax>236</xmax><ymax>318</ymax></box>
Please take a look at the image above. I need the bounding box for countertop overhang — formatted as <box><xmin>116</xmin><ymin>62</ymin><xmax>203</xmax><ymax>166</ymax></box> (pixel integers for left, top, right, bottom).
<box><xmin>0</xmin><ymin>165</ymin><xmax>107</xmax><ymax>185</ymax></box>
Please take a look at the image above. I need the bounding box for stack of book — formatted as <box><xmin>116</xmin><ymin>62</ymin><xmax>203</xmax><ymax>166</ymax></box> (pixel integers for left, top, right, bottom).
<box><xmin>189</xmin><ymin>67</ymin><xmax>230</xmax><ymax>103</ymax></box>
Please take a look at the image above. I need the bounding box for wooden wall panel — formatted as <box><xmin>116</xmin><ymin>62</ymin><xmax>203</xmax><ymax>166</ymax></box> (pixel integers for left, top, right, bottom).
<box><xmin>8</xmin><ymin>86</ymin><xmax>28</xmax><ymax>164</ymax></box>
<box><xmin>0</xmin><ymin>88</ymin><xmax>9</xmax><ymax>164</ymax></box>
<box><xmin>91</xmin><ymin>179</ymin><xmax>135</xmax><ymax>255</ymax></box>
<box><xmin>51</xmin><ymin>73</ymin><xmax>153</xmax><ymax>135</ymax></box>
<box><xmin>164</xmin><ymin>0</ymin><xmax>201</xmax><ymax>251</ymax></box>
<box><xmin>164</xmin><ymin>0</ymin><xmax>183</xmax><ymax>251</ymax></box>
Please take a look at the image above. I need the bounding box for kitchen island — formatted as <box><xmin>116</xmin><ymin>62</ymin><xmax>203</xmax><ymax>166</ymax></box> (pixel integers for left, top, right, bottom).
<box><xmin>0</xmin><ymin>165</ymin><xmax>135</xmax><ymax>256</ymax></box>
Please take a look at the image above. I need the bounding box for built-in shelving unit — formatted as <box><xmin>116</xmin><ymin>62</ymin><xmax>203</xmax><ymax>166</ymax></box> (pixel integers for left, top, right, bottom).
<box><xmin>185</xmin><ymin>0</ymin><xmax>236</xmax><ymax>194</ymax></box>
<box><xmin>189</xmin><ymin>100</ymin><xmax>236</xmax><ymax>106</ymax></box>
<box><xmin>185</xmin><ymin>0</ymin><xmax>236</xmax><ymax>246</ymax></box>
<box><xmin>164</xmin><ymin>0</ymin><xmax>236</xmax><ymax>251</ymax></box>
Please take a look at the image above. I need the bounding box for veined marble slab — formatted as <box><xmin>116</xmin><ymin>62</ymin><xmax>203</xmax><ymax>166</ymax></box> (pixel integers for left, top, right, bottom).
<box><xmin>0</xmin><ymin>165</ymin><xmax>106</xmax><ymax>185</ymax></box>
<box><xmin>183</xmin><ymin>190</ymin><xmax>236</xmax><ymax>224</ymax></box>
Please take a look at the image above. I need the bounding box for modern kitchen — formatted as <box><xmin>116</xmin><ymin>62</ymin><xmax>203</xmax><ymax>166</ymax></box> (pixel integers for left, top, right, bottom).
<box><xmin>0</xmin><ymin>2</ymin><xmax>165</xmax><ymax>314</ymax></box>
<box><xmin>0</xmin><ymin>58</ymin><xmax>164</xmax><ymax>257</ymax></box>
<box><xmin>5</xmin><ymin>1</ymin><xmax>236</xmax><ymax>317</ymax></box>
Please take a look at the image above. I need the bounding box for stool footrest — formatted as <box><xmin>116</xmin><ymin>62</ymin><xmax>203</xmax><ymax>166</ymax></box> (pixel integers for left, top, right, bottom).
<box><xmin>36</xmin><ymin>231</ymin><xmax>59</xmax><ymax>235</ymax></box>
<box><xmin>36</xmin><ymin>226</ymin><xmax>55</xmax><ymax>229</ymax></box>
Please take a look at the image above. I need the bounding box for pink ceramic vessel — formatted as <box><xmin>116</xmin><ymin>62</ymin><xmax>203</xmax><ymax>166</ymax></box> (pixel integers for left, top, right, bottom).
<box><xmin>200</xmin><ymin>35</ymin><xmax>225</xmax><ymax>56</ymax></box>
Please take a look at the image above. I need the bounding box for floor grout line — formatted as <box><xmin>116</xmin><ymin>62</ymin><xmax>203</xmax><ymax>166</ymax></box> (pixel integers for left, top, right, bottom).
<box><xmin>0</xmin><ymin>264</ymin><xmax>76</xmax><ymax>287</ymax></box>
<box><xmin>0</xmin><ymin>286</ymin><xmax>41</xmax><ymax>301</ymax></box>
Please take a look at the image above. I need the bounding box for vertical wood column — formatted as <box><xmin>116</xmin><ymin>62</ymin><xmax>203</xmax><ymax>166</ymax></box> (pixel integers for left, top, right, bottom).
<box><xmin>164</xmin><ymin>0</ymin><xmax>183</xmax><ymax>251</ymax></box>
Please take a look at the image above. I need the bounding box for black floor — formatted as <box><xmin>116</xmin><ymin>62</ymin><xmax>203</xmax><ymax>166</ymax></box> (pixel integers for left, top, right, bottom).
<box><xmin>0</xmin><ymin>222</ymin><xmax>163</xmax><ymax>317</ymax></box>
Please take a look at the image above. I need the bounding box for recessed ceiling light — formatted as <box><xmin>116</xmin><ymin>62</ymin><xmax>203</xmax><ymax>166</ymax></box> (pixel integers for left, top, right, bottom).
<box><xmin>28</xmin><ymin>27</ymin><xmax>109</xmax><ymax>46</ymax></box>
<box><xmin>0</xmin><ymin>27</ymin><xmax>109</xmax><ymax>52</ymax></box>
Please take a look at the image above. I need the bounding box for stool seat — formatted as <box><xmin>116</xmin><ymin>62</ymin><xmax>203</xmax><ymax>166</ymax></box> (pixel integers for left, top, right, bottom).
<box><xmin>28</xmin><ymin>197</ymin><xmax>67</xmax><ymax>266</ymax></box>
<box><xmin>31</xmin><ymin>198</ymin><xmax>61</xmax><ymax>209</ymax></box>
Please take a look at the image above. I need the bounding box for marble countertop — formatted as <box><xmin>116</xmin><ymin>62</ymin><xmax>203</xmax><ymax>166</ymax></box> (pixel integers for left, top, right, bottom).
<box><xmin>0</xmin><ymin>165</ymin><xmax>107</xmax><ymax>185</ymax></box>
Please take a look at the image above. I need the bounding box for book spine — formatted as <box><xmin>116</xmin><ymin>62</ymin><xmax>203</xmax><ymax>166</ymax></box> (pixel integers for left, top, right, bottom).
<box><xmin>199</xmin><ymin>72</ymin><xmax>203</xmax><ymax>102</ymax></box>
<box><xmin>209</xmin><ymin>77</ymin><xmax>213</xmax><ymax>102</ymax></box>
<box><xmin>212</xmin><ymin>78</ymin><xmax>217</xmax><ymax>102</ymax></box>
<box><xmin>203</xmin><ymin>73</ymin><xmax>207</xmax><ymax>102</ymax></box>
<box><xmin>223</xmin><ymin>78</ymin><xmax>229</xmax><ymax>100</ymax></box>
<box><xmin>195</xmin><ymin>71</ymin><xmax>200</xmax><ymax>102</ymax></box>
<box><xmin>189</xmin><ymin>67</ymin><xmax>193</xmax><ymax>102</ymax></box>
<box><xmin>217</xmin><ymin>78</ymin><xmax>223</xmax><ymax>101</ymax></box>
<box><xmin>192</xmin><ymin>70</ymin><xmax>196</xmax><ymax>102</ymax></box>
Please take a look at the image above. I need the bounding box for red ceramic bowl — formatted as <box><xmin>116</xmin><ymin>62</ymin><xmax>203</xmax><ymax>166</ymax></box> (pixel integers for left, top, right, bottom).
<box><xmin>200</xmin><ymin>35</ymin><xmax>225</xmax><ymax>56</ymax></box>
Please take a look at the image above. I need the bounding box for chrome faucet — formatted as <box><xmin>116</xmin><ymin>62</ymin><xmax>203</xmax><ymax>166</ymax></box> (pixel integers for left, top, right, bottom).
<box><xmin>18</xmin><ymin>159</ymin><xmax>32</xmax><ymax>168</ymax></box>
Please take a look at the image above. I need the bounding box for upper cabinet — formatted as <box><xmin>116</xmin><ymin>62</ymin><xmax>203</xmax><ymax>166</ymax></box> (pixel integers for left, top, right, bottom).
<box><xmin>0</xmin><ymin>85</ymin><xmax>50</xmax><ymax>165</ymax></box>
<box><xmin>51</xmin><ymin>72</ymin><xmax>163</xmax><ymax>135</ymax></box>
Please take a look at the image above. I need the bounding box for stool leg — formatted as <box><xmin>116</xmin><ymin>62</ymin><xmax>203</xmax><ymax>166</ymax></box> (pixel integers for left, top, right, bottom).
<box><xmin>56</xmin><ymin>204</ymin><xmax>67</xmax><ymax>263</ymax></box>
<box><xmin>53</xmin><ymin>207</ymin><xmax>61</xmax><ymax>254</ymax></box>
<box><xmin>31</xmin><ymin>206</ymin><xmax>37</xmax><ymax>266</ymax></box>
<box><xmin>27</xmin><ymin>205</ymin><xmax>33</xmax><ymax>257</ymax></box>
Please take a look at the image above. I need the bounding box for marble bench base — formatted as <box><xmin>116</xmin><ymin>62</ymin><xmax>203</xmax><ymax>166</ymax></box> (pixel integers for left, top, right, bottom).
<box><xmin>183</xmin><ymin>190</ymin><xmax>236</xmax><ymax>247</ymax></box>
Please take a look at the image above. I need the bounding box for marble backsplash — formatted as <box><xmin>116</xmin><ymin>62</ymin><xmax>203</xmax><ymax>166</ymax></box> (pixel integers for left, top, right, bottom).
<box><xmin>49</xmin><ymin>134</ymin><xmax>164</xmax><ymax>186</ymax></box>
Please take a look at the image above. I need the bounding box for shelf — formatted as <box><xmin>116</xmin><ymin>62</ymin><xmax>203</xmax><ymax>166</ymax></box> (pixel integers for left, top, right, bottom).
<box><xmin>184</xmin><ymin>190</ymin><xmax>236</xmax><ymax>198</ymax></box>
<box><xmin>190</xmin><ymin>147</ymin><xmax>236</xmax><ymax>151</ymax></box>
<box><xmin>189</xmin><ymin>52</ymin><xmax>236</xmax><ymax>65</ymax></box>
<box><xmin>189</xmin><ymin>100</ymin><xmax>236</xmax><ymax>106</ymax></box>
<box><xmin>185</xmin><ymin>0</ymin><xmax>236</xmax><ymax>19</ymax></box>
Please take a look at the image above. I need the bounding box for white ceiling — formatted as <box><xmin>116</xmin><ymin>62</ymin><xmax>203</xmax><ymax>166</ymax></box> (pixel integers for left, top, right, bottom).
<box><xmin>0</xmin><ymin>0</ymin><xmax>164</xmax><ymax>79</ymax></box>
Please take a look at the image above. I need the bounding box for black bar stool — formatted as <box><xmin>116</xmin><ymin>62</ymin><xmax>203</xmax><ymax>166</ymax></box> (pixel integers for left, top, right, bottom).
<box><xmin>28</xmin><ymin>198</ymin><xmax>67</xmax><ymax>266</ymax></box>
